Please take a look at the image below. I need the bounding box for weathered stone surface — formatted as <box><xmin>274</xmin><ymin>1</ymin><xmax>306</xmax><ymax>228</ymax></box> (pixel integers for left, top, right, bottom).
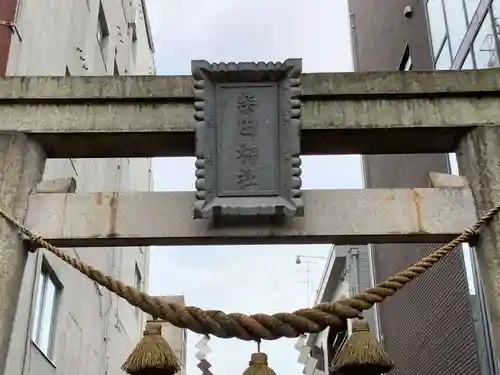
<box><xmin>0</xmin><ymin>69</ymin><xmax>497</xmax><ymax>99</ymax></box>
<box><xmin>36</xmin><ymin>178</ymin><xmax>76</xmax><ymax>193</ymax></box>
<box><xmin>0</xmin><ymin>133</ymin><xmax>45</xmax><ymax>375</ymax></box>
<box><xmin>24</xmin><ymin>188</ymin><xmax>476</xmax><ymax>247</ymax></box>
<box><xmin>192</xmin><ymin>60</ymin><xmax>303</xmax><ymax>219</ymax></box>
<box><xmin>457</xmin><ymin>127</ymin><xmax>500</xmax><ymax>363</ymax></box>
<box><xmin>429</xmin><ymin>172</ymin><xmax>469</xmax><ymax>188</ymax></box>
<box><xmin>0</xmin><ymin>69</ymin><xmax>499</xmax><ymax>157</ymax></box>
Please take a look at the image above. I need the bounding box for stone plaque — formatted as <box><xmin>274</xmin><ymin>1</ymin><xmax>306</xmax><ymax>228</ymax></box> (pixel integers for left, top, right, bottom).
<box><xmin>192</xmin><ymin>59</ymin><xmax>304</xmax><ymax>220</ymax></box>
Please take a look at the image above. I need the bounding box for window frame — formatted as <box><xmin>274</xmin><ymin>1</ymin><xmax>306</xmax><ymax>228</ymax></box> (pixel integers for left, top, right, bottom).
<box><xmin>97</xmin><ymin>1</ymin><xmax>110</xmax><ymax>69</ymax></box>
<box><xmin>434</xmin><ymin>34</ymin><xmax>448</xmax><ymax>64</ymax></box>
<box><xmin>472</xmin><ymin>6</ymin><xmax>500</xmax><ymax>68</ymax></box>
<box><xmin>434</xmin><ymin>35</ymin><xmax>452</xmax><ymax>69</ymax></box>
<box><xmin>134</xmin><ymin>263</ymin><xmax>143</xmax><ymax>318</ymax></box>
<box><xmin>460</xmin><ymin>48</ymin><xmax>476</xmax><ymax>68</ymax></box>
<box><xmin>399</xmin><ymin>44</ymin><xmax>413</xmax><ymax>71</ymax></box>
<box><xmin>31</xmin><ymin>258</ymin><xmax>63</xmax><ymax>361</ymax></box>
<box><xmin>426</xmin><ymin>0</ymin><xmax>450</xmax><ymax>61</ymax></box>
<box><xmin>442</xmin><ymin>0</ymin><xmax>469</xmax><ymax>59</ymax></box>
<box><xmin>490</xmin><ymin>1</ymin><xmax>500</xmax><ymax>60</ymax></box>
<box><xmin>426</xmin><ymin>0</ymin><xmax>500</xmax><ymax>69</ymax></box>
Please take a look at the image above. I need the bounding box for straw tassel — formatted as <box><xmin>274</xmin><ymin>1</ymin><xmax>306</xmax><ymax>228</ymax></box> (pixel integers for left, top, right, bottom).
<box><xmin>333</xmin><ymin>319</ymin><xmax>393</xmax><ymax>375</ymax></box>
<box><xmin>242</xmin><ymin>342</ymin><xmax>277</xmax><ymax>375</ymax></box>
<box><xmin>242</xmin><ymin>352</ymin><xmax>277</xmax><ymax>375</ymax></box>
<box><xmin>122</xmin><ymin>321</ymin><xmax>181</xmax><ymax>375</ymax></box>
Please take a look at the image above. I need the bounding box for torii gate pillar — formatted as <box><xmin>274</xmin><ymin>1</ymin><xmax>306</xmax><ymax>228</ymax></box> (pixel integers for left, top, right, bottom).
<box><xmin>458</xmin><ymin>127</ymin><xmax>500</xmax><ymax>361</ymax></box>
<box><xmin>0</xmin><ymin>133</ymin><xmax>45</xmax><ymax>374</ymax></box>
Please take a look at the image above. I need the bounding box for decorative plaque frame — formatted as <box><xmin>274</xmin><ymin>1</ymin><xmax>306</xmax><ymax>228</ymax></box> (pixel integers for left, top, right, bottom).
<box><xmin>192</xmin><ymin>59</ymin><xmax>304</xmax><ymax>220</ymax></box>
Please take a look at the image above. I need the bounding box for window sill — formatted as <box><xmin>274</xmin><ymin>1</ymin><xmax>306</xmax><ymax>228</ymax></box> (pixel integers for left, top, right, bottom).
<box><xmin>31</xmin><ymin>340</ymin><xmax>56</xmax><ymax>368</ymax></box>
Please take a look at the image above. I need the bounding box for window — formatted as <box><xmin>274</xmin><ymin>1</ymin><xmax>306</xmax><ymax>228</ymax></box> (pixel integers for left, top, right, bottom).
<box><xmin>426</xmin><ymin>0</ymin><xmax>485</xmax><ymax>67</ymax></box>
<box><xmin>443</xmin><ymin>0</ymin><xmax>468</xmax><ymax>58</ymax></box>
<box><xmin>461</xmin><ymin>49</ymin><xmax>475</xmax><ymax>69</ymax></box>
<box><xmin>427</xmin><ymin>0</ymin><xmax>447</xmax><ymax>57</ymax></box>
<box><xmin>134</xmin><ymin>263</ymin><xmax>142</xmax><ymax>317</ymax></box>
<box><xmin>405</xmin><ymin>55</ymin><xmax>412</xmax><ymax>71</ymax></box>
<box><xmin>473</xmin><ymin>10</ymin><xmax>500</xmax><ymax>68</ymax></box>
<box><xmin>399</xmin><ymin>45</ymin><xmax>412</xmax><ymax>71</ymax></box>
<box><xmin>328</xmin><ymin>329</ymin><xmax>348</xmax><ymax>369</ymax></box>
<box><xmin>435</xmin><ymin>36</ymin><xmax>452</xmax><ymax>69</ymax></box>
<box><xmin>464</xmin><ymin>0</ymin><xmax>481</xmax><ymax>22</ymax></box>
<box><xmin>97</xmin><ymin>1</ymin><xmax>110</xmax><ymax>67</ymax></box>
<box><xmin>492</xmin><ymin>0</ymin><xmax>500</xmax><ymax>48</ymax></box>
<box><xmin>32</xmin><ymin>260</ymin><xmax>62</xmax><ymax>359</ymax></box>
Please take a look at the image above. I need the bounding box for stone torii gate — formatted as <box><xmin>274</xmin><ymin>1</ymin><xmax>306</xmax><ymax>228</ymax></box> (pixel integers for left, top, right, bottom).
<box><xmin>1</xmin><ymin>62</ymin><xmax>500</xmax><ymax>373</ymax></box>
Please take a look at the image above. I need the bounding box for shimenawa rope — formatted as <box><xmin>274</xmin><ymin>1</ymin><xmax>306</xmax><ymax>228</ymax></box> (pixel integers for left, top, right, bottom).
<box><xmin>0</xmin><ymin>203</ymin><xmax>499</xmax><ymax>342</ymax></box>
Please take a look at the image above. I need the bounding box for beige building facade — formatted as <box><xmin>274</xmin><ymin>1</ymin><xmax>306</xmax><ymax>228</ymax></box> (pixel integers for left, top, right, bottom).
<box><xmin>3</xmin><ymin>0</ymin><xmax>157</xmax><ymax>374</ymax></box>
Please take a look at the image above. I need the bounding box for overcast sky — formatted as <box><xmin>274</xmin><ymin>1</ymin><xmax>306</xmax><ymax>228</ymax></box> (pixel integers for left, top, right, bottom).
<box><xmin>145</xmin><ymin>0</ymin><xmax>356</xmax><ymax>374</ymax></box>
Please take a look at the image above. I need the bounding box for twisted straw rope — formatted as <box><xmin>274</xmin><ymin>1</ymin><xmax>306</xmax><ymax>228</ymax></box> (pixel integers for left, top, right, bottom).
<box><xmin>1</xmin><ymin>202</ymin><xmax>499</xmax><ymax>341</ymax></box>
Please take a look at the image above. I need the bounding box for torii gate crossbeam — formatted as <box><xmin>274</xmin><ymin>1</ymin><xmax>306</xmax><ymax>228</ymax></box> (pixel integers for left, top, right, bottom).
<box><xmin>0</xmin><ymin>69</ymin><xmax>498</xmax><ymax>157</ymax></box>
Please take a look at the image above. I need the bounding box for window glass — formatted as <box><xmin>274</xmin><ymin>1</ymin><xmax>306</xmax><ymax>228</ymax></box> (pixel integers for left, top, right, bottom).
<box><xmin>97</xmin><ymin>1</ymin><xmax>109</xmax><ymax>66</ymax></box>
<box><xmin>435</xmin><ymin>37</ymin><xmax>452</xmax><ymax>69</ymax></box>
<box><xmin>38</xmin><ymin>279</ymin><xmax>56</xmax><ymax>354</ymax></box>
<box><xmin>32</xmin><ymin>264</ymin><xmax>61</xmax><ymax>360</ymax></box>
<box><xmin>461</xmin><ymin>49</ymin><xmax>475</xmax><ymax>69</ymax></box>
<box><xmin>427</xmin><ymin>0</ymin><xmax>447</xmax><ymax>56</ymax></box>
<box><xmin>405</xmin><ymin>55</ymin><xmax>412</xmax><ymax>71</ymax></box>
<box><xmin>31</xmin><ymin>273</ymin><xmax>45</xmax><ymax>341</ymax></box>
<box><xmin>491</xmin><ymin>0</ymin><xmax>500</xmax><ymax>42</ymax></box>
<box><xmin>402</xmin><ymin>53</ymin><xmax>412</xmax><ymax>71</ymax></box>
<box><xmin>399</xmin><ymin>46</ymin><xmax>412</xmax><ymax>71</ymax></box>
<box><xmin>464</xmin><ymin>0</ymin><xmax>481</xmax><ymax>22</ymax></box>
<box><xmin>443</xmin><ymin>0</ymin><xmax>468</xmax><ymax>58</ymax></box>
<box><xmin>473</xmin><ymin>11</ymin><xmax>500</xmax><ymax>68</ymax></box>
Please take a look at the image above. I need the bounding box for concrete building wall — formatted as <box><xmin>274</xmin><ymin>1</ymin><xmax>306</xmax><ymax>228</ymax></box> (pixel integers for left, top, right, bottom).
<box><xmin>7</xmin><ymin>0</ymin><xmax>155</xmax><ymax>76</ymax></box>
<box><xmin>348</xmin><ymin>1</ymin><xmax>484</xmax><ymax>375</ymax></box>
<box><xmin>3</xmin><ymin>0</ymin><xmax>156</xmax><ymax>374</ymax></box>
<box><xmin>5</xmin><ymin>160</ymin><xmax>152</xmax><ymax>375</ymax></box>
<box><xmin>300</xmin><ymin>245</ymin><xmax>377</xmax><ymax>374</ymax></box>
<box><xmin>312</xmin><ymin>278</ymin><xmax>349</xmax><ymax>375</ymax></box>
<box><xmin>349</xmin><ymin>0</ymin><xmax>434</xmax><ymax>71</ymax></box>
<box><xmin>146</xmin><ymin>296</ymin><xmax>188</xmax><ymax>375</ymax></box>
<box><xmin>345</xmin><ymin>245</ymin><xmax>378</xmax><ymax>338</ymax></box>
